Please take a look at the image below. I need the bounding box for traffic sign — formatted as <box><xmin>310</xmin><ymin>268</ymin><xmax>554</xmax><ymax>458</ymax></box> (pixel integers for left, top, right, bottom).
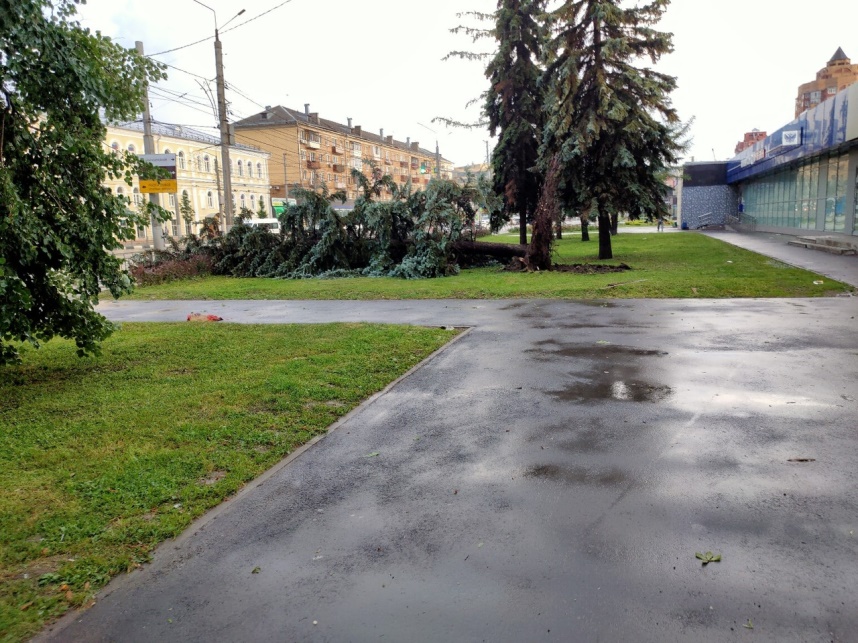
<box><xmin>139</xmin><ymin>153</ymin><xmax>178</xmax><ymax>193</ymax></box>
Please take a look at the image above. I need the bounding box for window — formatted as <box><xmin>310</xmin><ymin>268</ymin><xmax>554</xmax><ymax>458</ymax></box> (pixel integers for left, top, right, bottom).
<box><xmin>127</xmin><ymin>143</ymin><xmax>136</xmax><ymax>152</ymax></box>
<box><xmin>309</xmin><ymin>151</ymin><xmax>316</xmax><ymax>162</ymax></box>
<box><xmin>257</xmin><ymin>162</ymin><xmax>263</xmax><ymax>178</ymax></box>
<box><xmin>237</xmin><ymin>160</ymin><xmax>243</xmax><ymax>177</ymax></box>
<box><xmin>110</xmin><ymin>141</ymin><xmax>120</xmax><ymax>152</ymax></box>
<box><xmin>206</xmin><ymin>191</ymin><xmax>213</xmax><ymax>208</ymax></box>
<box><xmin>247</xmin><ymin>162</ymin><xmax>253</xmax><ymax>178</ymax></box>
<box><xmin>163</xmin><ymin>148</ymin><xmax>171</xmax><ymax>155</ymax></box>
<box><xmin>302</xmin><ymin>170</ymin><xmax>308</xmax><ymax>180</ymax></box>
<box><xmin>372</xmin><ymin>145</ymin><xmax>381</xmax><ymax>158</ymax></box>
<box><xmin>178</xmin><ymin>151</ymin><xmax>185</xmax><ymax>169</ymax></box>
<box><xmin>300</xmin><ymin>150</ymin><xmax>306</xmax><ymax>161</ymax></box>
<box><xmin>168</xmin><ymin>193</ymin><xmax>175</xmax><ymax>207</ymax></box>
<box><xmin>132</xmin><ymin>187</ymin><xmax>142</xmax><ymax>206</ymax></box>
<box><xmin>203</xmin><ymin>155</ymin><xmax>211</xmax><ymax>172</ymax></box>
<box><xmin>827</xmin><ymin>87</ymin><xmax>837</xmax><ymax>96</ymax></box>
<box><xmin>116</xmin><ymin>186</ymin><xmax>124</xmax><ymax>197</ymax></box>
<box><xmin>810</xmin><ymin>90</ymin><xmax>821</xmax><ymax>103</ymax></box>
<box><xmin>240</xmin><ymin>193</ymin><xmax>246</xmax><ymax>210</ymax></box>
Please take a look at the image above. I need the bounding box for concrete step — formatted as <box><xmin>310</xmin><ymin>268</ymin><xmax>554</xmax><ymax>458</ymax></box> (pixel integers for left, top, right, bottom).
<box><xmin>787</xmin><ymin>240</ymin><xmax>857</xmax><ymax>255</ymax></box>
<box><xmin>794</xmin><ymin>236</ymin><xmax>858</xmax><ymax>251</ymax></box>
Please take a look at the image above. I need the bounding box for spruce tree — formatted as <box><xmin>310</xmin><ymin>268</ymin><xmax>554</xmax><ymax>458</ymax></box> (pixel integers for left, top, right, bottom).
<box><xmin>542</xmin><ymin>0</ymin><xmax>683</xmax><ymax>259</ymax></box>
<box><xmin>484</xmin><ymin>0</ymin><xmax>547</xmax><ymax>246</ymax></box>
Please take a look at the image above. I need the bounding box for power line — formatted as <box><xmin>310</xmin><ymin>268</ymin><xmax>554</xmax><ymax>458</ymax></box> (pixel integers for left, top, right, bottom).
<box><xmin>148</xmin><ymin>0</ymin><xmax>295</xmax><ymax>58</ymax></box>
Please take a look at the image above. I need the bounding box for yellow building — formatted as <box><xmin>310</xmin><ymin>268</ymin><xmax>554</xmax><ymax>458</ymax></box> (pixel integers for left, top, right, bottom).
<box><xmin>234</xmin><ymin>105</ymin><xmax>454</xmax><ymax>202</ymax></box>
<box><xmin>795</xmin><ymin>47</ymin><xmax>858</xmax><ymax>117</ymax></box>
<box><xmin>104</xmin><ymin>121</ymin><xmax>271</xmax><ymax>251</ymax></box>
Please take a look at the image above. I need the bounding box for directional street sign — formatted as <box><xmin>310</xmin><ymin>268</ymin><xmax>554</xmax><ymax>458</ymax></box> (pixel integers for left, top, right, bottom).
<box><xmin>139</xmin><ymin>153</ymin><xmax>178</xmax><ymax>193</ymax></box>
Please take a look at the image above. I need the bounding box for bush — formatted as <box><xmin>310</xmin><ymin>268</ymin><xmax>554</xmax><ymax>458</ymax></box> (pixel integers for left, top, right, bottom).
<box><xmin>129</xmin><ymin>254</ymin><xmax>214</xmax><ymax>286</ymax></box>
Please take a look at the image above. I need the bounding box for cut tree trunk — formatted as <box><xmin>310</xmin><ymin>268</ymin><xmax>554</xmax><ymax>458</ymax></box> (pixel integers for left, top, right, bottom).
<box><xmin>452</xmin><ymin>240</ymin><xmax>527</xmax><ymax>259</ymax></box>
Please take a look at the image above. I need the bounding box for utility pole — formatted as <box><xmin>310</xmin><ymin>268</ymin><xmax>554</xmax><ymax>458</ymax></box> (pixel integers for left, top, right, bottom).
<box><xmin>214</xmin><ymin>30</ymin><xmax>234</xmax><ymax>228</ymax></box>
<box><xmin>135</xmin><ymin>41</ymin><xmax>165</xmax><ymax>251</ymax></box>
<box><xmin>435</xmin><ymin>141</ymin><xmax>441</xmax><ymax>180</ymax></box>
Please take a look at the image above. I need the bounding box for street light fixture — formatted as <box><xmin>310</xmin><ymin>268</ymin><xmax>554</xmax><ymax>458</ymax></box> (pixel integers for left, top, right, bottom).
<box><xmin>192</xmin><ymin>1</ymin><xmax>245</xmax><ymax>228</ymax></box>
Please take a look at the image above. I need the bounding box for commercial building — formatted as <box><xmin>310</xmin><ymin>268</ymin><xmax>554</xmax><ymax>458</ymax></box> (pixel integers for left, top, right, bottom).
<box><xmin>233</xmin><ymin>105</ymin><xmax>453</xmax><ymax>203</ymax></box>
<box><xmin>795</xmin><ymin>48</ymin><xmax>858</xmax><ymax>117</ymax></box>
<box><xmin>104</xmin><ymin>122</ymin><xmax>271</xmax><ymax>251</ymax></box>
<box><xmin>680</xmin><ymin>83</ymin><xmax>858</xmax><ymax>236</ymax></box>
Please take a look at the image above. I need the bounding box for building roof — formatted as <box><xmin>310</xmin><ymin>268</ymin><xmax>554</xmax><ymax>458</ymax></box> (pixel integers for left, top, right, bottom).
<box><xmin>107</xmin><ymin>120</ymin><xmax>267</xmax><ymax>154</ymax></box>
<box><xmin>829</xmin><ymin>47</ymin><xmax>849</xmax><ymax>63</ymax></box>
<box><xmin>234</xmin><ymin>105</ymin><xmax>450</xmax><ymax>161</ymax></box>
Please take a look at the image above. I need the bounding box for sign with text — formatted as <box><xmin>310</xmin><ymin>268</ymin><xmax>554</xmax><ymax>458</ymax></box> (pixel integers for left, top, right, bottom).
<box><xmin>138</xmin><ymin>153</ymin><xmax>177</xmax><ymax>193</ymax></box>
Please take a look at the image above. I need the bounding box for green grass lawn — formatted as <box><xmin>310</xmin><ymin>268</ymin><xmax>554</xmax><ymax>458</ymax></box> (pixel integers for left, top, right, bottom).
<box><xmin>127</xmin><ymin>232</ymin><xmax>851</xmax><ymax>300</ymax></box>
<box><xmin>0</xmin><ymin>322</ymin><xmax>456</xmax><ymax>641</ymax></box>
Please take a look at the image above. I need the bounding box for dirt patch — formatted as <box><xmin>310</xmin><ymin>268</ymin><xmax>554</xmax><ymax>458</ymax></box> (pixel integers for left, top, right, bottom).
<box><xmin>199</xmin><ymin>470</ymin><xmax>227</xmax><ymax>486</ymax></box>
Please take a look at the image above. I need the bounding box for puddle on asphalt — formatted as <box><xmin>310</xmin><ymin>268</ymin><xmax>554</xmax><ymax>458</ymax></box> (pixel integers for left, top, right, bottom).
<box><xmin>528</xmin><ymin>339</ymin><xmax>668</xmax><ymax>360</ymax></box>
<box><xmin>549</xmin><ymin>379</ymin><xmax>672</xmax><ymax>403</ymax></box>
<box><xmin>524</xmin><ymin>464</ymin><xmax>627</xmax><ymax>486</ymax></box>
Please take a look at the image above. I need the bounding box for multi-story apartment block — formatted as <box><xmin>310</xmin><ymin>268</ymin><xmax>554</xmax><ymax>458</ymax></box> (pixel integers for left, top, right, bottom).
<box><xmin>734</xmin><ymin>129</ymin><xmax>767</xmax><ymax>155</ymax></box>
<box><xmin>234</xmin><ymin>105</ymin><xmax>453</xmax><ymax>202</ymax></box>
<box><xmin>795</xmin><ymin>47</ymin><xmax>858</xmax><ymax>117</ymax></box>
<box><xmin>104</xmin><ymin>121</ymin><xmax>271</xmax><ymax>251</ymax></box>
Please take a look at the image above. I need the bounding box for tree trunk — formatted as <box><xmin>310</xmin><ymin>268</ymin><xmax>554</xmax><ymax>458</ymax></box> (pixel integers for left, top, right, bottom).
<box><xmin>525</xmin><ymin>155</ymin><xmax>561</xmax><ymax>271</ymax></box>
<box><xmin>452</xmin><ymin>239</ymin><xmax>527</xmax><ymax>259</ymax></box>
<box><xmin>610</xmin><ymin>210</ymin><xmax>618</xmax><ymax>236</ymax></box>
<box><xmin>518</xmin><ymin>203</ymin><xmax>528</xmax><ymax>246</ymax></box>
<box><xmin>598</xmin><ymin>214</ymin><xmax>613</xmax><ymax>259</ymax></box>
<box><xmin>555</xmin><ymin>216</ymin><xmax>563</xmax><ymax>239</ymax></box>
<box><xmin>581</xmin><ymin>216</ymin><xmax>590</xmax><ymax>241</ymax></box>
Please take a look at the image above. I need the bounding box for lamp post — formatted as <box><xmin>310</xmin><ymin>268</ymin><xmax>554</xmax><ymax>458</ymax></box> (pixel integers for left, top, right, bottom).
<box><xmin>416</xmin><ymin>122</ymin><xmax>442</xmax><ymax>180</ymax></box>
<box><xmin>193</xmin><ymin>1</ymin><xmax>245</xmax><ymax>229</ymax></box>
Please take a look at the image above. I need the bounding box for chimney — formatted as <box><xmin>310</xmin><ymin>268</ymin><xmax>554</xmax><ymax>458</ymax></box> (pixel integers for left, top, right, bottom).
<box><xmin>411</xmin><ymin>141</ymin><xmax>419</xmax><ymax>151</ymax></box>
<box><xmin>265</xmin><ymin>105</ymin><xmax>272</xmax><ymax>110</ymax></box>
<box><xmin>406</xmin><ymin>137</ymin><xmax>410</xmax><ymax>147</ymax></box>
<box><xmin>309</xmin><ymin>112</ymin><xmax>319</xmax><ymax>125</ymax></box>
<box><xmin>353</xmin><ymin>125</ymin><xmax>362</xmax><ymax>136</ymax></box>
<box><xmin>304</xmin><ymin>103</ymin><xmax>310</xmax><ymax>116</ymax></box>
<box><xmin>347</xmin><ymin>117</ymin><xmax>352</xmax><ymax>128</ymax></box>
<box><xmin>380</xmin><ymin>128</ymin><xmax>384</xmax><ymax>139</ymax></box>
<box><xmin>385</xmin><ymin>135</ymin><xmax>393</xmax><ymax>145</ymax></box>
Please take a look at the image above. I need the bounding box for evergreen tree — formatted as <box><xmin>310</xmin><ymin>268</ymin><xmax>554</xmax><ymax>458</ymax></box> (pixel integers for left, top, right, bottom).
<box><xmin>484</xmin><ymin>0</ymin><xmax>547</xmax><ymax>246</ymax></box>
<box><xmin>542</xmin><ymin>0</ymin><xmax>683</xmax><ymax>259</ymax></box>
<box><xmin>257</xmin><ymin>196</ymin><xmax>267</xmax><ymax>218</ymax></box>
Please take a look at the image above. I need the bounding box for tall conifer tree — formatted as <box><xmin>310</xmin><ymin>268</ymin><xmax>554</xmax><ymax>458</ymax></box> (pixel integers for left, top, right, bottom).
<box><xmin>484</xmin><ymin>0</ymin><xmax>547</xmax><ymax>246</ymax></box>
<box><xmin>542</xmin><ymin>0</ymin><xmax>683</xmax><ymax>259</ymax></box>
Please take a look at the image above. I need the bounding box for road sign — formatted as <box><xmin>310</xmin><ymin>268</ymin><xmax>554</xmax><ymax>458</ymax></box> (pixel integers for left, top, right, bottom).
<box><xmin>139</xmin><ymin>153</ymin><xmax>178</xmax><ymax>193</ymax></box>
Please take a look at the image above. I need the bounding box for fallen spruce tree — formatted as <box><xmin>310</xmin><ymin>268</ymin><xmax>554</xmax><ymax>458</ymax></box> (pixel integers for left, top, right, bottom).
<box><xmin>203</xmin><ymin>166</ymin><xmax>542</xmax><ymax>280</ymax></box>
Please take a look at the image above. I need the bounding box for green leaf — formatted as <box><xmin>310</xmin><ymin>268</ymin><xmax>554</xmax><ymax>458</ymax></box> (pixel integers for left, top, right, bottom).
<box><xmin>364</xmin><ymin>452</ymin><xmax>380</xmax><ymax>458</ymax></box>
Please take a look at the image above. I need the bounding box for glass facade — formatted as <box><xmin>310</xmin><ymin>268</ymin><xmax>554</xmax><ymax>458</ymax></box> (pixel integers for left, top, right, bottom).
<box><xmin>741</xmin><ymin>152</ymin><xmax>852</xmax><ymax>233</ymax></box>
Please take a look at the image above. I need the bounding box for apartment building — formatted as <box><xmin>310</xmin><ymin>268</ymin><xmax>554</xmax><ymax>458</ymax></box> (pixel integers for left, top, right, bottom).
<box><xmin>795</xmin><ymin>47</ymin><xmax>858</xmax><ymax>117</ymax></box>
<box><xmin>234</xmin><ymin>105</ymin><xmax>454</xmax><ymax>202</ymax></box>
<box><xmin>104</xmin><ymin>121</ymin><xmax>271</xmax><ymax>250</ymax></box>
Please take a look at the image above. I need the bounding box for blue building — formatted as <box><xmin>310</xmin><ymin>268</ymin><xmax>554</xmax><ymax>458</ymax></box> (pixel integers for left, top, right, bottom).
<box><xmin>681</xmin><ymin>83</ymin><xmax>858</xmax><ymax>237</ymax></box>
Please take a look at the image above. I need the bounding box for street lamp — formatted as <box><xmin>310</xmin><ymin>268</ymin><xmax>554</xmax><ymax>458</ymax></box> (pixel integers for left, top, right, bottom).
<box><xmin>192</xmin><ymin>1</ymin><xmax>245</xmax><ymax>228</ymax></box>
<box><xmin>416</xmin><ymin>122</ymin><xmax>442</xmax><ymax>180</ymax></box>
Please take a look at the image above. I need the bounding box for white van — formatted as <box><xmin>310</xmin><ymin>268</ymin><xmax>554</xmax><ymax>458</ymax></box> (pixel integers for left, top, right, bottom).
<box><xmin>245</xmin><ymin>218</ymin><xmax>282</xmax><ymax>233</ymax></box>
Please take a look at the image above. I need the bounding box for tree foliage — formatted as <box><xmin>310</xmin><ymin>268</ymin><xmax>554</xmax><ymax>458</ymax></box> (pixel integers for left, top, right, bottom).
<box><xmin>201</xmin><ymin>170</ymin><xmax>495</xmax><ymax>281</ymax></box>
<box><xmin>542</xmin><ymin>0</ymin><xmax>684</xmax><ymax>259</ymax></box>
<box><xmin>484</xmin><ymin>0</ymin><xmax>547</xmax><ymax>246</ymax></box>
<box><xmin>0</xmin><ymin>0</ymin><xmax>165</xmax><ymax>364</ymax></box>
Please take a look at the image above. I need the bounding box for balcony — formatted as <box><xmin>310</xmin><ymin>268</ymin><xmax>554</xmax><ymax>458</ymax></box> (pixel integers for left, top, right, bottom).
<box><xmin>306</xmin><ymin>160</ymin><xmax>321</xmax><ymax>169</ymax></box>
<box><xmin>332</xmin><ymin>164</ymin><xmax>346</xmax><ymax>173</ymax></box>
<box><xmin>332</xmin><ymin>145</ymin><xmax>343</xmax><ymax>155</ymax></box>
<box><xmin>301</xmin><ymin>137</ymin><xmax>321</xmax><ymax>149</ymax></box>
<box><xmin>411</xmin><ymin>163</ymin><xmax>419</xmax><ymax>170</ymax></box>
<box><xmin>398</xmin><ymin>176</ymin><xmax>407</xmax><ymax>183</ymax></box>
<box><xmin>335</xmin><ymin>182</ymin><xmax>347</xmax><ymax>190</ymax></box>
<box><xmin>384</xmin><ymin>158</ymin><xmax>392</xmax><ymax>165</ymax></box>
<box><xmin>399</xmin><ymin>161</ymin><xmax>408</xmax><ymax>168</ymax></box>
<box><xmin>351</xmin><ymin>149</ymin><xmax>361</xmax><ymax>157</ymax></box>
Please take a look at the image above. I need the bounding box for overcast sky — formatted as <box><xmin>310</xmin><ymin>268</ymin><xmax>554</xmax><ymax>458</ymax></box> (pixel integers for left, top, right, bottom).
<box><xmin>76</xmin><ymin>0</ymin><xmax>857</xmax><ymax>167</ymax></box>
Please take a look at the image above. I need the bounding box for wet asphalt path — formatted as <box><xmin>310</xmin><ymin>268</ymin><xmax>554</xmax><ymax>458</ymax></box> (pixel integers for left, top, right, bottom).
<box><xmin>42</xmin><ymin>298</ymin><xmax>858</xmax><ymax>642</ymax></box>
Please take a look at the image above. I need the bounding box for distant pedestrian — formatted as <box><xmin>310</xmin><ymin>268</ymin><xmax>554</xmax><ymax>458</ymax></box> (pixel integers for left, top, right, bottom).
<box><xmin>657</xmin><ymin>216</ymin><xmax>664</xmax><ymax>232</ymax></box>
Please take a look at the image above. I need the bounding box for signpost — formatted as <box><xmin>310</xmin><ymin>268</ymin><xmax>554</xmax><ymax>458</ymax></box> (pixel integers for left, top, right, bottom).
<box><xmin>139</xmin><ymin>153</ymin><xmax>178</xmax><ymax>194</ymax></box>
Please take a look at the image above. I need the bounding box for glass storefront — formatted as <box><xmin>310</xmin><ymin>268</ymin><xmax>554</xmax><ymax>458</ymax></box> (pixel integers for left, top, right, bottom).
<box><xmin>741</xmin><ymin>151</ymin><xmax>852</xmax><ymax>233</ymax></box>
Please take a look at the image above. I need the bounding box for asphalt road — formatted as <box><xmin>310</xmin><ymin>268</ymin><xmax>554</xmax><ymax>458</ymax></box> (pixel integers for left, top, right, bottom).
<box><xmin>40</xmin><ymin>297</ymin><xmax>858</xmax><ymax>642</ymax></box>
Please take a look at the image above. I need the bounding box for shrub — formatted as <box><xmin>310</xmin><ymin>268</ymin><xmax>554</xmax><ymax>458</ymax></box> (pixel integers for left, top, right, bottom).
<box><xmin>129</xmin><ymin>254</ymin><xmax>214</xmax><ymax>286</ymax></box>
